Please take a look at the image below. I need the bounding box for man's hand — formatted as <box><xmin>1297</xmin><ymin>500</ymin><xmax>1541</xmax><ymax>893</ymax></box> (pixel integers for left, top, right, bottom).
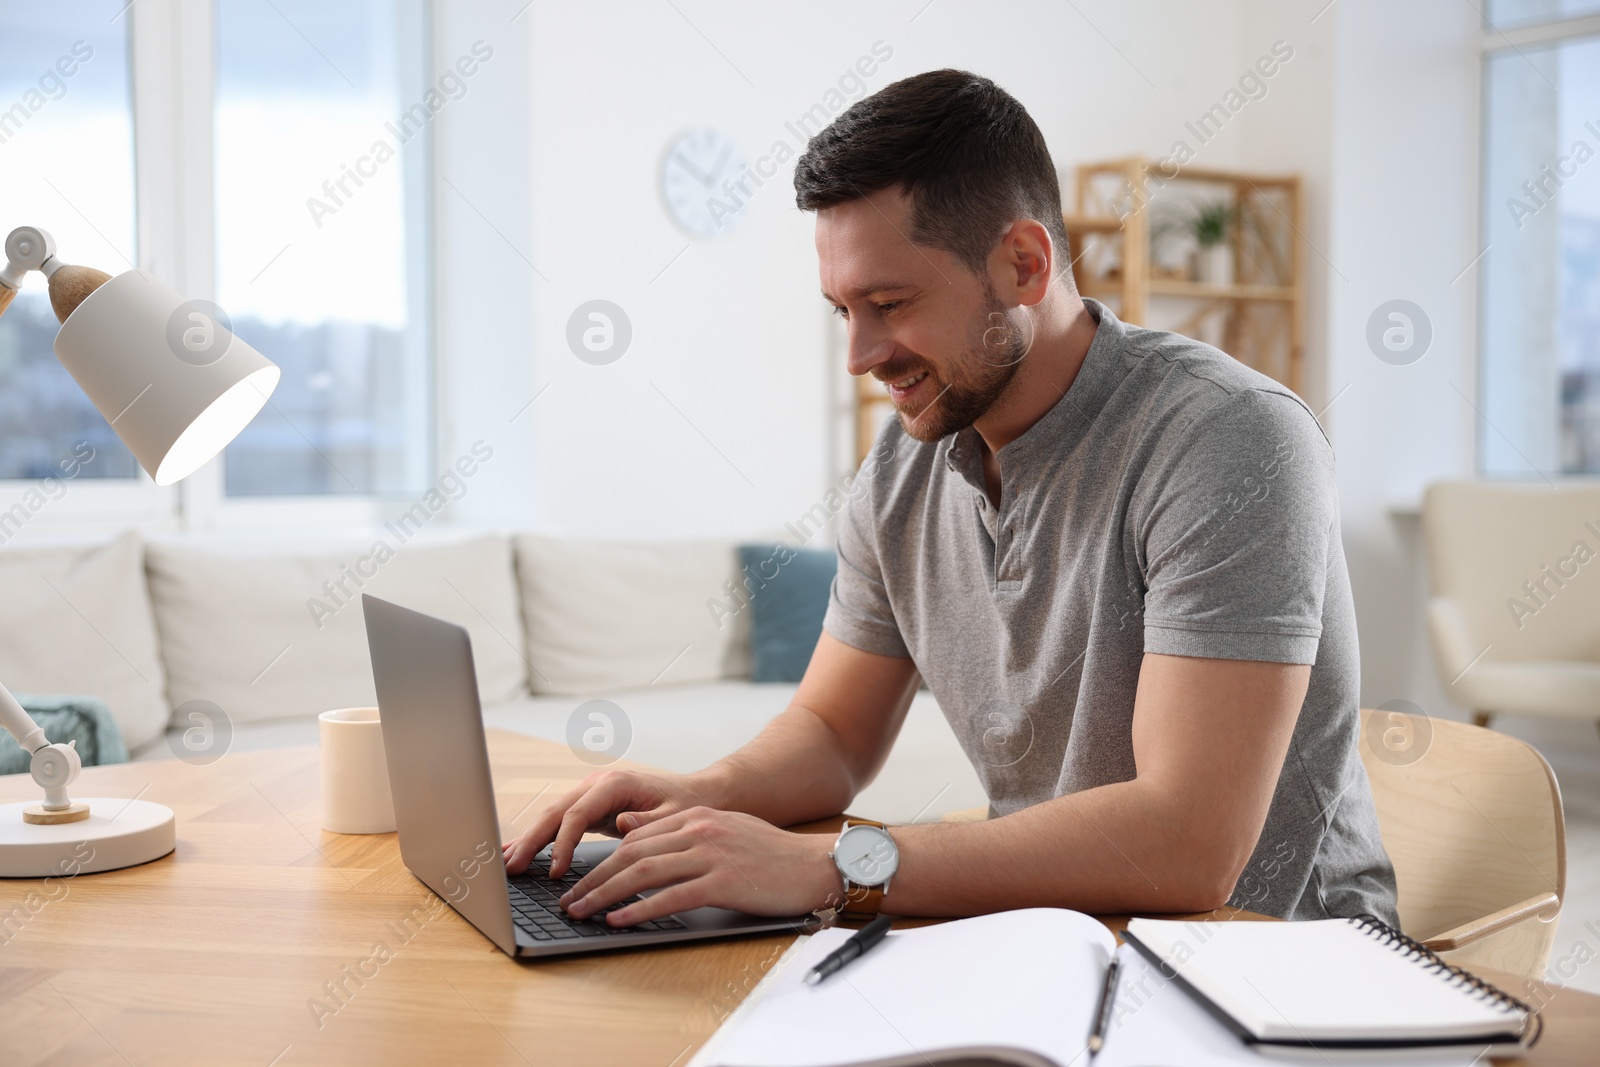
<box><xmin>501</xmin><ymin>769</ymin><xmax>709</xmax><ymax>877</ymax></box>
<box><xmin>556</xmin><ymin>807</ymin><xmax>840</xmax><ymax>926</ymax></box>
<box><xmin>500</xmin><ymin>634</ymin><xmax>919</xmax><ymax>915</ymax></box>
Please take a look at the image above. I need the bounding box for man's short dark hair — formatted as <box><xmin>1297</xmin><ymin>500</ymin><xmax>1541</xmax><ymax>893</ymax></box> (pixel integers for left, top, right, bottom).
<box><xmin>793</xmin><ymin>69</ymin><xmax>1070</xmax><ymax>280</ymax></box>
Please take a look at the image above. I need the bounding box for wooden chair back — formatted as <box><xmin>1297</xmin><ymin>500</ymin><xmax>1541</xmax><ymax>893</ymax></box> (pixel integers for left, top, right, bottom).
<box><xmin>1359</xmin><ymin>707</ymin><xmax>1565</xmax><ymax>979</ymax></box>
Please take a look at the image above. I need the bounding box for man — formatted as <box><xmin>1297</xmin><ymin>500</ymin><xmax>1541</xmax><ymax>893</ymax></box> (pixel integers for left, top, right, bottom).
<box><xmin>504</xmin><ymin>69</ymin><xmax>1397</xmax><ymax>928</ymax></box>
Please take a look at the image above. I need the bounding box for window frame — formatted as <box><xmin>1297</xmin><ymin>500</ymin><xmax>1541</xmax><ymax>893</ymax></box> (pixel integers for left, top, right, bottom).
<box><xmin>0</xmin><ymin>0</ymin><xmax>438</xmax><ymax>537</ymax></box>
<box><xmin>0</xmin><ymin>2</ymin><xmax>174</xmax><ymax>532</ymax></box>
<box><xmin>1476</xmin><ymin>8</ymin><xmax>1600</xmax><ymax>478</ymax></box>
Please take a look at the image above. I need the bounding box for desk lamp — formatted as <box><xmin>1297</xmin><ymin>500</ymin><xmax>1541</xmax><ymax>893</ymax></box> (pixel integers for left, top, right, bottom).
<box><xmin>0</xmin><ymin>225</ymin><xmax>280</xmax><ymax>876</ymax></box>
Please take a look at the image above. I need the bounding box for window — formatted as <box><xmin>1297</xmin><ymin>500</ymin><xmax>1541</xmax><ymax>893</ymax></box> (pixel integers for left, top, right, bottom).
<box><xmin>1484</xmin><ymin>1</ymin><xmax>1600</xmax><ymax>29</ymax></box>
<box><xmin>1480</xmin><ymin>23</ymin><xmax>1600</xmax><ymax>475</ymax></box>
<box><xmin>215</xmin><ymin>0</ymin><xmax>432</xmax><ymax>496</ymax></box>
<box><xmin>0</xmin><ymin>0</ymin><xmax>433</xmax><ymax>517</ymax></box>
<box><xmin>0</xmin><ymin>3</ymin><xmax>138</xmax><ymax>481</ymax></box>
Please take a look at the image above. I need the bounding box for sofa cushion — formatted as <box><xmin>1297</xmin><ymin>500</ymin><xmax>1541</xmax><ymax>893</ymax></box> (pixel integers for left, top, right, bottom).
<box><xmin>0</xmin><ymin>532</ymin><xmax>170</xmax><ymax>750</ymax></box>
<box><xmin>145</xmin><ymin>534</ymin><xmax>527</xmax><ymax>725</ymax></box>
<box><xmin>514</xmin><ymin>534</ymin><xmax>750</xmax><ymax>693</ymax></box>
<box><xmin>1</xmin><ymin>694</ymin><xmax>128</xmax><ymax>773</ymax></box>
<box><xmin>738</xmin><ymin>543</ymin><xmax>836</xmax><ymax>683</ymax></box>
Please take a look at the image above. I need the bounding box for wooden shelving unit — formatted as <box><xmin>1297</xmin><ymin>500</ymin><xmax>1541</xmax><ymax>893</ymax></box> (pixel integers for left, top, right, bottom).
<box><xmin>851</xmin><ymin>157</ymin><xmax>1307</xmax><ymax>464</ymax></box>
<box><xmin>1067</xmin><ymin>157</ymin><xmax>1305</xmax><ymax>395</ymax></box>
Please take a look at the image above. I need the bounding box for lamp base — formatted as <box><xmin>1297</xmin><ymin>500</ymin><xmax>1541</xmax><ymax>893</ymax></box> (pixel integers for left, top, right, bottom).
<box><xmin>0</xmin><ymin>799</ymin><xmax>175</xmax><ymax>877</ymax></box>
<box><xmin>23</xmin><ymin>802</ymin><xmax>91</xmax><ymax>825</ymax></box>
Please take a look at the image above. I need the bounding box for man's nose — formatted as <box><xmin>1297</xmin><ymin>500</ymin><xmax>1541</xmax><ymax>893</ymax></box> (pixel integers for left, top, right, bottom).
<box><xmin>846</xmin><ymin>322</ymin><xmax>896</xmax><ymax>378</ymax></box>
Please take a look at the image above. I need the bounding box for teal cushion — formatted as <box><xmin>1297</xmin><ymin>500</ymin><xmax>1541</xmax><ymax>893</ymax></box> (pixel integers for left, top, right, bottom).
<box><xmin>0</xmin><ymin>694</ymin><xmax>129</xmax><ymax>775</ymax></box>
<box><xmin>736</xmin><ymin>544</ymin><xmax>837</xmax><ymax>684</ymax></box>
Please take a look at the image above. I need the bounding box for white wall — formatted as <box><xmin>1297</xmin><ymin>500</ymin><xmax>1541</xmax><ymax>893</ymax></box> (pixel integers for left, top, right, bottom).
<box><xmin>431</xmin><ymin>1</ymin><xmax>537</xmax><ymax>530</ymax></box>
<box><xmin>512</xmin><ymin>0</ymin><xmax>1281</xmax><ymax>540</ymax></box>
<box><xmin>1320</xmin><ymin>0</ymin><xmax>1482</xmax><ymax>717</ymax></box>
<box><xmin>1235</xmin><ymin>0</ymin><xmax>1336</xmax><ymax>417</ymax></box>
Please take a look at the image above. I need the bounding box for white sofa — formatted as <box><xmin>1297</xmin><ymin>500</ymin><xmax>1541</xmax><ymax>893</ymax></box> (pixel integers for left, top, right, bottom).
<box><xmin>0</xmin><ymin>530</ymin><xmax>986</xmax><ymax>824</ymax></box>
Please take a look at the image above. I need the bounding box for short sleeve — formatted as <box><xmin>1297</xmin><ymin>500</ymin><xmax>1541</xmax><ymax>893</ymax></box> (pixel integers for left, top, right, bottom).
<box><xmin>1139</xmin><ymin>390</ymin><xmax>1335</xmax><ymax>665</ymax></box>
<box><xmin>822</xmin><ymin>444</ymin><xmax>911</xmax><ymax>659</ymax></box>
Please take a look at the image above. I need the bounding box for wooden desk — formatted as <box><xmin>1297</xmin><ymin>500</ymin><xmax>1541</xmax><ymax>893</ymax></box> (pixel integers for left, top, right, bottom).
<box><xmin>1</xmin><ymin>731</ymin><xmax>1595</xmax><ymax>1066</ymax></box>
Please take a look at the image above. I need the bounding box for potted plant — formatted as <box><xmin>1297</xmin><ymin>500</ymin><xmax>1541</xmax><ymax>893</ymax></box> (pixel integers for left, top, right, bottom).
<box><xmin>1151</xmin><ymin>198</ymin><xmax>1236</xmax><ymax>285</ymax></box>
<box><xmin>1186</xmin><ymin>200</ymin><xmax>1234</xmax><ymax>285</ymax></box>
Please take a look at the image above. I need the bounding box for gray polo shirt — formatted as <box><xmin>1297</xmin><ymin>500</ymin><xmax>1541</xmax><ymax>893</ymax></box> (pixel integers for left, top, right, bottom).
<box><xmin>824</xmin><ymin>299</ymin><xmax>1397</xmax><ymax>924</ymax></box>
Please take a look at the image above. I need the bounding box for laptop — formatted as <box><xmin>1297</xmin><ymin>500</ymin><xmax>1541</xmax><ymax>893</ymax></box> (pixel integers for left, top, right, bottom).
<box><xmin>361</xmin><ymin>593</ymin><xmax>817</xmax><ymax>958</ymax></box>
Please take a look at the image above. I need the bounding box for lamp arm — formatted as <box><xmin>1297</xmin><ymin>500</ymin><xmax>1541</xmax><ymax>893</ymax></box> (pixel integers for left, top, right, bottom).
<box><xmin>0</xmin><ymin>225</ymin><xmax>72</xmax><ymax>324</ymax></box>
<box><xmin>4</xmin><ymin>227</ymin><xmax>113</xmax><ymax>326</ymax></box>
<box><xmin>0</xmin><ymin>680</ymin><xmax>83</xmax><ymax>810</ymax></box>
<box><xmin>0</xmin><ymin>681</ymin><xmax>49</xmax><ymax>755</ymax></box>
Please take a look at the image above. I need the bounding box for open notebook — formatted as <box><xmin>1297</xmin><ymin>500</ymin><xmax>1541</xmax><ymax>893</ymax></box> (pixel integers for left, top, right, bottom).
<box><xmin>688</xmin><ymin>909</ymin><xmax>1487</xmax><ymax>1067</ymax></box>
<box><xmin>1124</xmin><ymin>914</ymin><xmax>1540</xmax><ymax>1051</ymax></box>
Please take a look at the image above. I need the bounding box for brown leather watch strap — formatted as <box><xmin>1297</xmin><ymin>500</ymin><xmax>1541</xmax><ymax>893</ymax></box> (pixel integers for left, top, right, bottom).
<box><xmin>839</xmin><ymin>882</ymin><xmax>884</xmax><ymax>921</ymax></box>
<box><xmin>837</xmin><ymin>818</ymin><xmax>891</xmax><ymax>921</ymax></box>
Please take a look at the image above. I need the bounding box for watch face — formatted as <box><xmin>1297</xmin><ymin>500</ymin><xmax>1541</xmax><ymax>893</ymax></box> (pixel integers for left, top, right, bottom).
<box><xmin>659</xmin><ymin>126</ymin><xmax>749</xmax><ymax>240</ymax></box>
<box><xmin>835</xmin><ymin>825</ymin><xmax>898</xmax><ymax>886</ymax></box>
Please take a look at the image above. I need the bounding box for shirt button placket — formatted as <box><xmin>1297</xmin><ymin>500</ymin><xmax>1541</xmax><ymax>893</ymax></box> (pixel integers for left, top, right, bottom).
<box><xmin>996</xmin><ymin>508</ymin><xmax>1019</xmax><ymax>587</ymax></box>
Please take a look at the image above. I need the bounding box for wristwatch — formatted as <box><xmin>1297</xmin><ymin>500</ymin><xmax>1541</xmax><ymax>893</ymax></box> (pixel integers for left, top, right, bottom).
<box><xmin>829</xmin><ymin>818</ymin><xmax>899</xmax><ymax>920</ymax></box>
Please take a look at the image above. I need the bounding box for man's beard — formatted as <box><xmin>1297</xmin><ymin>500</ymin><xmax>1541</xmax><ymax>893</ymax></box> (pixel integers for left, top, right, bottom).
<box><xmin>886</xmin><ymin>290</ymin><xmax>1030</xmax><ymax>443</ymax></box>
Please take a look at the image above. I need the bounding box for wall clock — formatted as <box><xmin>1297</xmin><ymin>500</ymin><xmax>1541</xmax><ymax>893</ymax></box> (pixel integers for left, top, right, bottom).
<box><xmin>660</xmin><ymin>126</ymin><xmax>750</xmax><ymax>240</ymax></box>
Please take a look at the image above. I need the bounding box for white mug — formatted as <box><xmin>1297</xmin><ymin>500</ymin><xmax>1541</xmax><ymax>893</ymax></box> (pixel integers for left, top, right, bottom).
<box><xmin>319</xmin><ymin>707</ymin><xmax>397</xmax><ymax>834</ymax></box>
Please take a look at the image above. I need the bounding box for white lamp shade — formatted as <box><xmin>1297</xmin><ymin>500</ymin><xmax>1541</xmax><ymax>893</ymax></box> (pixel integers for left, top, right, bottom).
<box><xmin>52</xmin><ymin>270</ymin><xmax>280</xmax><ymax>485</ymax></box>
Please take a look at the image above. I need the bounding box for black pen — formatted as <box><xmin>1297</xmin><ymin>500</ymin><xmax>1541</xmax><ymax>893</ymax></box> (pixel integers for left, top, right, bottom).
<box><xmin>804</xmin><ymin>914</ymin><xmax>894</xmax><ymax>985</ymax></box>
<box><xmin>1087</xmin><ymin>953</ymin><xmax>1120</xmax><ymax>1057</ymax></box>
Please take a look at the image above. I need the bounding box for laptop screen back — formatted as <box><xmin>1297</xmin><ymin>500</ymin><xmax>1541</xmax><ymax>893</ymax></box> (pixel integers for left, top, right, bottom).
<box><xmin>361</xmin><ymin>594</ymin><xmax>517</xmax><ymax>955</ymax></box>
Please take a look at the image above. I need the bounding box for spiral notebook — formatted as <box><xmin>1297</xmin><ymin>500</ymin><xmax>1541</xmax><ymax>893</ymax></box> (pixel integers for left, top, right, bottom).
<box><xmin>1123</xmin><ymin>914</ymin><xmax>1541</xmax><ymax>1052</ymax></box>
<box><xmin>687</xmin><ymin>909</ymin><xmax>1491</xmax><ymax>1067</ymax></box>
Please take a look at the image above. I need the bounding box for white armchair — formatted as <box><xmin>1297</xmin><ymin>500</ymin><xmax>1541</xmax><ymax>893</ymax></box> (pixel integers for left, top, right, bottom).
<box><xmin>1421</xmin><ymin>482</ymin><xmax>1600</xmax><ymax>730</ymax></box>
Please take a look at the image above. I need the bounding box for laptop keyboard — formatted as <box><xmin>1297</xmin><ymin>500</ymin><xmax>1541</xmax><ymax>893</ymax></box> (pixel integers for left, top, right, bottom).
<box><xmin>508</xmin><ymin>856</ymin><xmax>688</xmax><ymax>941</ymax></box>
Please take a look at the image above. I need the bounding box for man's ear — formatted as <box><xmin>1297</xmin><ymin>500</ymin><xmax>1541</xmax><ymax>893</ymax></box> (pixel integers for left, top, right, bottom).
<box><xmin>990</xmin><ymin>218</ymin><xmax>1055</xmax><ymax>308</ymax></box>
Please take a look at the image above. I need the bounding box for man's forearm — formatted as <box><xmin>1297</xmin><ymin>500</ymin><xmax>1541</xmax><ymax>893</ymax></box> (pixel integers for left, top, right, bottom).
<box><xmin>881</xmin><ymin>778</ymin><xmax>1254</xmax><ymax>917</ymax></box>
<box><xmin>686</xmin><ymin>704</ymin><xmax>862</xmax><ymax>827</ymax></box>
<box><xmin>873</xmin><ymin>655</ymin><xmax>1305</xmax><ymax>918</ymax></box>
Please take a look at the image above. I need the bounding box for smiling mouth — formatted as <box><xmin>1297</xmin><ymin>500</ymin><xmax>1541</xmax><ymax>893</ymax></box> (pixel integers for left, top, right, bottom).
<box><xmin>884</xmin><ymin>370</ymin><xmax>929</xmax><ymax>402</ymax></box>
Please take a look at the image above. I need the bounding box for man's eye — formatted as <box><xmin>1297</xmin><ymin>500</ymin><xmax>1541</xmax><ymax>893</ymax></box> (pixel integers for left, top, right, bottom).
<box><xmin>876</xmin><ymin>301</ymin><xmax>900</xmax><ymax>314</ymax></box>
<box><xmin>831</xmin><ymin>305</ymin><xmax>849</xmax><ymax>319</ymax></box>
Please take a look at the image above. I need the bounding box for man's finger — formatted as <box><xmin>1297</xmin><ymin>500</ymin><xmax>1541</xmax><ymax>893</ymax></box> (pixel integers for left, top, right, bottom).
<box><xmin>612</xmin><ymin>805</ymin><xmax>692</xmax><ymax>845</ymax></box>
<box><xmin>509</xmin><ymin>781</ymin><xmax>588</xmax><ymax>851</ymax></box>
<box><xmin>606</xmin><ymin>878</ymin><xmax>715</xmax><ymax>927</ymax></box>
<box><xmin>565</xmin><ymin>849</ymin><xmax>702</xmax><ymax>921</ymax></box>
<box><xmin>509</xmin><ymin>789</ymin><xmax>602</xmax><ymax>876</ymax></box>
<box><xmin>561</xmin><ymin>827</ymin><xmax>689</xmax><ymax>908</ymax></box>
<box><xmin>616</xmin><ymin>800</ymin><xmax>683</xmax><ymax>834</ymax></box>
<box><xmin>503</xmin><ymin>782</ymin><xmax>590</xmax><ymax>873</ymax></box>
<box><xmin>548</xmin><ymin>780</ymin><xmax>642</xmax><ymax>876</ymax></box>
